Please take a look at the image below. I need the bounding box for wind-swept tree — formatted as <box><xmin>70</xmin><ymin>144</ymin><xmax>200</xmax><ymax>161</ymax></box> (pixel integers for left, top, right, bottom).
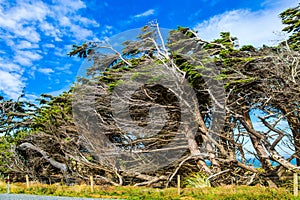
<box><xmin>4</xmin><ymin>9</ymin><xmax>299</xmax><ymax>187</ymax></box>
<box><xmin>68</xmin><ymin>23</ymin><xmax>300</xmax><ymax>187</ymax></box>
<box><xmin>280</xmin><ymin>3</ymin><xmax>300</xmax><ymax>50</ymax></box>
<box><xmin>0</xmin><ymin>93</ymin><xmax>36</xmax><ymax>176</ymax></box>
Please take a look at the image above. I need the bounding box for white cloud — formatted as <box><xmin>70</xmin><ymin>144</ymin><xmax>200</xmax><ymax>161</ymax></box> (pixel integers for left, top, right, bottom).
<box><xmin>0</xmin><ymin>1</ymin><xmax>48</xmax><ymax>44</ymax></box>
<box><xmin>0</xmin><ymin>0</ymin><xmax>99</xmax><ymax>99</ymax></box>
<box><xmin>74</xmin><ymin>16</ymin><xmax>99</xmax><ymax>27</ymax></box>
<box><xmin>21</xmin><ymin>51</ymin><xmax>42</xmax><ymax>60</ymax></box>
<box><xmin>14</xmin><ymin>55</ymin><xmax>33</xmax><ymax>66</ymax></box>
<box><xmin>59</xmin><ymin>16</ymin><xmax>72</xmax><ymax>26</ymax></box>
<box><xmin>0</xmin><ymin>62</ymin><xmax>22</xmax><ymax>72</ymax></box>
<box><xmin>39</xmin><ymin>22</ymin><xmax>62</xmax><ymax>41</ymax></box>
<box><xmin>0</xmin><ymin>70</ymin><xmax>25</xmax><ymax>99</ymax></box>
<box><xmin>14</xmin><ymin>51</ymin><xmax>42</xmax><ymax>66</ymax></box>
<box><xmin>70</xmin><ymin>24</ymin><xmax>94</xmax><ymax>41</ymax></box>
<box><xmin>56</xmin><ymin>63</ymin><xmax>72</xmax><ymax>74</ymax></box>
<box><xmin>15</xmin><ymin>40</ymin><xmax>39</xmax><ymax>49</ymax></box>
<box><xmin>56</xmin><ymin>64</ymin><xmax>69</xmax><ymax>71</ymax></box>
<box><xmin>8</xmin><ymin>1</ymin><xmax>48</xmax><ymax>22</ymax></box>
<box><xmin>17</xmin><ymin>27</ymin><xmax>41</xmax><ymax>43</ymax></box>
<box><xmin>52</xmin><ymin>0</ymin><xmax>86</xmax><ymax>13</ymax></box>
<box><xmin>38</xmin><ymin>68</ymin><xmax>54</xmax><ymax>75</ymax></box>
<box><xmin>194</xmin><ymin>0</ymin><xmax>298</xmax><ymax>47</ymax></box>
<box><xmin>43</xmin><ymin>43</ymin><xmax>55</xmax><ymax>48</ymax></box>
<box><xmin>134</xmin><ymin>9</ymin><xmax>155</xmax><ymax>18</ymax></box>
<box><xmin>53</xmin><ymin>47</ymin><xmax>66</xmax><ymax>57</ymax></box>
<box><xmin>47</xmin><ymin>84</ymin><xmax>72</xmax><ymax>97</ymax></box>
<box><xmin>101</xmin><ymin>25</ymin><xmax>113</xmax><ymax>36</ymax></box>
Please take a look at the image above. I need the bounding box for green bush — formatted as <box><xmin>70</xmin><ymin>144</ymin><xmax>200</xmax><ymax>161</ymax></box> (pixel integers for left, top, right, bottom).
<box><xmin>184</xmin><ymin>172</ymin><xmax>211</xmax><ymax>188</ymax></box>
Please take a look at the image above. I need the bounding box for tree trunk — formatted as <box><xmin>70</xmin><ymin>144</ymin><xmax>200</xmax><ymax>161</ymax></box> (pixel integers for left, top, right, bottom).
<box><xmin>243</xmin><ymin>110</ymin><xmax>272</xmax><ymax>170</ymax></box>
<box><xmin>279</xmin><ymin>105</ymin><xmax>300</xmax><ymax>166</ymax></box>
<box><xmin>18</xmin><ymin>142</ymin><xmax>68</xmax><ymax>172</ymax></box>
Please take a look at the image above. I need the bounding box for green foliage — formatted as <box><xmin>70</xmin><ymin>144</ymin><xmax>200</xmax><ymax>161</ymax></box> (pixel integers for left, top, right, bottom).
<box><xmin>184</xmin><ymin>172</ymin><xmax>211</xmax><ymax>188</ymax></box>
<box><xmin>216</xmin><ymin>32</ymin><xmax>238</xmax><ymax>49</ymax></box>
<box><xmin>205</xmin><ymin>32</ymin><xmax>238</xmax><ymax>50</ymax></box>
<box><xmin>107</xmin><ymin>80</ymin><xmax>124</xmax><ymax>92</ymax></box>
<box><xmin>0</xmin><ymin>95</ymin><xmax>35</xmax><ymax>136</ymax></box>
<box><xmin>177</xmin><ymin>26</ymin><xmax>197</xmax><ymax>38</ymax></box>
<box><xmin>0</xmin><ymin>93</ymin><xmax>36</xmax><ymax>174</ymax></box>
<box><xmin>0</xmin><ymin>136</ymin><xmax>12</xmax><ymax>173</ymax></box>
<box><xmin>280</xmin><ymin>4</ymin><xmax>300</xmax><ymax>50</ymax></box>
<box><xmin>86</xmin><ymin>155</ymin><xmax>93</xmax><ymax>162</ymax></box>
<box><xmin>68</xmin><ymin>43</ymin><xmax>93</xmax><ymax>58</ymax></box>
<box><xmin>224</xmin><ymin>77</ymin><xmax>255</xmax><ymax>89</ymax></box>
<box><xmin>0</xmin><ymin>130</ymin><xmax>31</xmax><ymax>175</ymax></box>
<box><xmin>33</xmin><ymin>92</ymin><xmax>73</xmax><ymax>132</ymax></box>
<box><xmin>240</xmin><ymin>45</ymin><xmax>256</xmax><ymax>52</ymax></box>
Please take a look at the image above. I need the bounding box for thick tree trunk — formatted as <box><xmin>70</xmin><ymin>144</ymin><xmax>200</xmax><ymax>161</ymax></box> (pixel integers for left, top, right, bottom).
<box><xmin>18</xmin><ymin>142</ymin><xmax>68</xmax><ymax>172</ymax></box>
<box><xmin>193</xmin><ymin>112</ymin><xmax>223</xmax><ymax>174</ymax></box>
<box><xmin>286</xmin><ymin>115</ymin><xmax>300</xmax><ymax>166</ymax></box>
<box><xmin>243</xmin><ymin>110</ymin><xmax>272</xmax><ymax>170</ymax></box>
<box><xmin>186</xmin><ymin>129</ymin><xmax>212</xmax><ymax>174</ymax></box>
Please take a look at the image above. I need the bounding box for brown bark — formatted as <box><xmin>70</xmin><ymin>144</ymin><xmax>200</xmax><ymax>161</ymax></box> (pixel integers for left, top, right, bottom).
<box><xmin>185</xmin><ymin>126</ymin><xmax>212</xmax><ymax>174</ymax></box>
<box><xmin>242</xmin><ymin>110</ymin><xmax>272</xmax><ymax>170</ymax></box>
<box><xmin>278</xmin><ymin>105</ymin><xmax>300</xmax><ymax>166</ymax></box>
<box><xmin>18</xmin><ymin>142</ymin><xmax>68</xmax><ymax>172</ymax></box>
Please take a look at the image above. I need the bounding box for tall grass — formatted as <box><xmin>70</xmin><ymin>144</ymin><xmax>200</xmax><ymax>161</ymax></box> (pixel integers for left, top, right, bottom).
<box><xmin>0</xmin><ymin>181</ymin><xmax>295</xmax><ymax>200</ymax></box>
<box><xmin>183</xmin><ymin>172</ymin><xmax>211</xmax><ymax>188</ymax></box>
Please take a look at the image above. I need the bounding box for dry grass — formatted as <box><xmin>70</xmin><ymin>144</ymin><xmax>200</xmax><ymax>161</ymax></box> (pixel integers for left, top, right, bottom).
<box><xmin>0</xmin><ymin>181</ymin><xmax>295</xmax><ymax>200</ymax></box>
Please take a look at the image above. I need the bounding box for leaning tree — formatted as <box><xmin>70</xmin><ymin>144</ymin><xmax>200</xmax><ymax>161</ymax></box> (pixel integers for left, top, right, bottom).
<box><xmin>66</xmin><ymin>23</ymin><xmax>300</xmax><ymax>186</ymax></box>
<box><xmin>9</xmin><ymin>20</ymin><xmax>300</xmax><ymax>187</ymax></box>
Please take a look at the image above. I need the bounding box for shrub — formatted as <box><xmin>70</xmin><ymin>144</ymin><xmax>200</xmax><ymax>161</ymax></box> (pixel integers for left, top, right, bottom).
<box><xmin>184</xmin><ymin>172</ymin><xmax>211</xmax><ymax>188</ymax></box>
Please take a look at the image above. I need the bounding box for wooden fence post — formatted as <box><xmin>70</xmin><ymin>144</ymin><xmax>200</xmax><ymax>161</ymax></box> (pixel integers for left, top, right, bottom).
<box><xmin>90</xmin><ymin>176</ymin><xmax>94</xmax><ymax>192</ymax></box>
<box><xmin>177</xmin><ymin>175</ymin><xmax>181</xmax><ymax>196</ymax></box>
<box><xmin>294</xmin><ymin>172</ymin><xmax>298</xmax><ymax>197</ymax></box>
<box><xmin>26</xmin><ymin>175</ymin><xmax>30</xmax><ymax>188</ymax></box>
<box><xmin>6</xmin><ymin>175</ymin><xmax>10</xmax><ymax>194</ymax></box>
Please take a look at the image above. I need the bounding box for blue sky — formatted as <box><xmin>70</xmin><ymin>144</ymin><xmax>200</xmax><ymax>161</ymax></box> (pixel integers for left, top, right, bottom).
<box><xmin>0</xmin><ymin>0</ymin><xmax>298</xmax><ymax>100</ymax></box>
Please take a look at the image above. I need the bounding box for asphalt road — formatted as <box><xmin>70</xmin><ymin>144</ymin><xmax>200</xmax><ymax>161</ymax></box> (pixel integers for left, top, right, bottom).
<box><xmin>0</xmin><ymin>194</ymin><xmax>119</xmax><ymax>200</ymax></box>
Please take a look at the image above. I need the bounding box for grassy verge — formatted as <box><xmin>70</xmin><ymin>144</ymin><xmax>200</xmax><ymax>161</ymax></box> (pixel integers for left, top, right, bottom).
<box><xmin>0</xmin><ymin>182</ymin><xmax>296</xmax><ymax>200</ymax></box>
